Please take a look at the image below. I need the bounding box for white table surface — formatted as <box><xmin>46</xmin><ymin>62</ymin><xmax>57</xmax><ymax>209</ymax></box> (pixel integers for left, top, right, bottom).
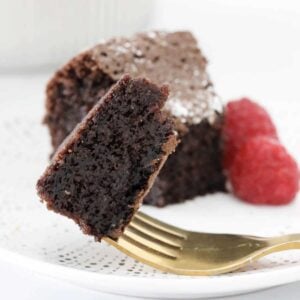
<box><xmin>1</xmin><ymin>0</ymin><xmax>300</xmax><ymax>299</ymax></box>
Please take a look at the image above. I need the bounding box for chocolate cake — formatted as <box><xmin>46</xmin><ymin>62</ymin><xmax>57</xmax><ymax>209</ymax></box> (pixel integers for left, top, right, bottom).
<box><xmin>44</xmin><ymin>31</ymin><xmax>226</xmax><ymax>206</ymax></box>
<box><xmin>37</xmin><ymin>76</ymin><xmax>177</xmax><ymax>240</ymax></box>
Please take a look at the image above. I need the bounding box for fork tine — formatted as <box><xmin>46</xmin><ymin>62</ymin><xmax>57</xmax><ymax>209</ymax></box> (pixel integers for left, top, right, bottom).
<box><xmin>128</xmin><ymin>223</ymin><xmax>182</xmax><ymax>249</ymax></box>
<box><xmin>130</xmin><ymin>219</ymin><xmax>183</xmax><ymax>248</ymax></box>
<box><xmin>135</xmin><ymin>212</ymin><xmax>187</xmax><ymax>239</ymax></box>
<box><xmin>122</xmin><ymin>226</ymin><xmax>179</xmax><ymax>259</ymax></box>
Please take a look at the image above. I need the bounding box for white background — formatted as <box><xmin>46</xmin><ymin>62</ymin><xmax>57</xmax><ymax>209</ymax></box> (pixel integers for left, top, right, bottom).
<box><xmin>1</xmin><ymin>0</ymin><xmax>300</xmax><ymax>299</ymax></box>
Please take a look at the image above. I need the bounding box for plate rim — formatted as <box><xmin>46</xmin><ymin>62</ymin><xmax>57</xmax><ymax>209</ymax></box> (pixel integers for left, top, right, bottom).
<box><xmin>1</xmin><ymin>245</ymin><xmax>300</xmax><ymax>299</ymax></box>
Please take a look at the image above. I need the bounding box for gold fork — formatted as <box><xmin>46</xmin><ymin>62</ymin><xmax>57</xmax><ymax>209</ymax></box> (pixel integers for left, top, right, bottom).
<box><xmin>104</xmin><ymin>212</ymin><xmax>300</xmax><ymax>276</ymax></box>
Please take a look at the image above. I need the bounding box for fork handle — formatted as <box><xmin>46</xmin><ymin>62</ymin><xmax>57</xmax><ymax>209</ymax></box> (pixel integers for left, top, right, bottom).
<box><xmin>267</xmin><ymin>234</ymin><xmax>300</xmax><ymax>251</ymax></box>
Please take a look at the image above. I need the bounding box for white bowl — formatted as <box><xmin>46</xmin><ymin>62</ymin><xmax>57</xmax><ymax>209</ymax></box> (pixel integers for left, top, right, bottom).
<box><xmin>0</xmin><ymin>0</ymin><xmax>153</xmax><ymax>70</ymax></box>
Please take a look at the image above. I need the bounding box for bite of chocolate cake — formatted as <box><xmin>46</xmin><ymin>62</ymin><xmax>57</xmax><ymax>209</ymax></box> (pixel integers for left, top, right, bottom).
<box><xmin>37</xmin><ymin>75</ymin><xmax>177</xmax><ymax>240</ymax></box>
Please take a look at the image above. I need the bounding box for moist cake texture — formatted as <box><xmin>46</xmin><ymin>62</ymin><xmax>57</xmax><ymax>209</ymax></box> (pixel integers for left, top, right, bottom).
<box><xmin>144</xmin><ymin>117</ymin><xmax>224</xmax><ymax>206</ymax></box>
<box><xmin>45</xmin><ymin>31</ymin><xmax>226</xmax><ymax>206</ymax></box>
<box><xmin>37</xmin><ymin>76</ymin><xmax>177</xmax><ymax>240</ymax></box>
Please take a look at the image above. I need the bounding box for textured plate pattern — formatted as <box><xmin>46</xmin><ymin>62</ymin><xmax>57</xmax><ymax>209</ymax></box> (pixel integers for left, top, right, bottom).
<box><xmin>0</xmin><ymin>73</ymin><xmax>299</xmax><ymax>298</ymax></box>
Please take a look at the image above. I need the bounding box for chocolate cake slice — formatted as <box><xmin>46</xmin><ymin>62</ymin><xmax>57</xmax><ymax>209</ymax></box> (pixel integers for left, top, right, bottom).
<box><xmin>45</xmin><ymin>31</ymin><xmax>226</xmax><ymax>206</ymax></box>
<box><xmin>37</xmin><ymin>75</ymin><xmax>177</xmax><ymax>240</ymax></box>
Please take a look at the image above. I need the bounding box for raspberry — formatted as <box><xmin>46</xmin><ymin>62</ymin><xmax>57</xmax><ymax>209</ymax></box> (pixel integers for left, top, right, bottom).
<box><xmin>222</xmin><ymin>98</ymin><xmax>278</xmax><ymax>168</ymax></box>
<box><xmin>229</xmin><ymin>137</ymin><xmax>299</xmax><ymax>205</ymax></box>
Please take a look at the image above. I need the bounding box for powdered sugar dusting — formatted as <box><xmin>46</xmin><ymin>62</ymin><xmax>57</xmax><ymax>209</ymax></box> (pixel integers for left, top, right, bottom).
<box><xmin>92</xmin><ymin>31</ymin><xmax>222</xmax><ymax>125</ymax></box>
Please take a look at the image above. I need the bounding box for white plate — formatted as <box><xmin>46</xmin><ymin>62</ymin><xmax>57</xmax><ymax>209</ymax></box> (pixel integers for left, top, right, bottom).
<box><xmin>1</xmin><ymin>3</ymin><xmax>300</xmax><ymax>299</ymax></box>
<box><xmin>0</xmin><ymin>72</ymin><xmax>299</xmax><ymax>299</ymax></box>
